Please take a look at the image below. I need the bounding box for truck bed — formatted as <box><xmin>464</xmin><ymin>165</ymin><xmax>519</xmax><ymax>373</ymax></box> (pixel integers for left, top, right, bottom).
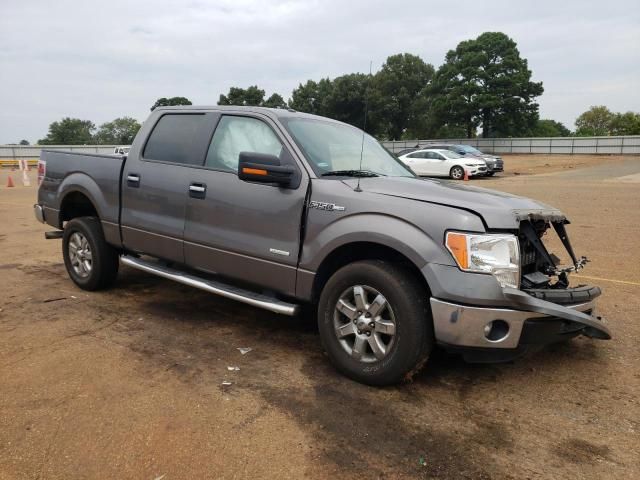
<box><xmin>38</xmin><ymin>150</ymin><xmax>126</xmax><ymax>246</ymax></box>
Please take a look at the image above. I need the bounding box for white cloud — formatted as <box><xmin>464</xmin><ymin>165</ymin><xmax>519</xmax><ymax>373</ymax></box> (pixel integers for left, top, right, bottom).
<box><xmin>0</xmin><ymin>0</ymin><xmax>638</xmax><ymax>143</ymax></box>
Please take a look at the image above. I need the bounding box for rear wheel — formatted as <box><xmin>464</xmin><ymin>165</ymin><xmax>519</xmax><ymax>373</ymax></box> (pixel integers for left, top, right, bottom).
<box><xmin>450</xmin><ymin>165</ymin><xmax>465</xmax><ymax>180</ymax></box>
<box><xmin>62</xmin><ymin>216</ymin><xmax>119</xmax><ymax>290</ymax></box>
<box><xmin>317</xmin><ymin>260</ymin><xmax>433</xmax><ymax>385</ymax></box>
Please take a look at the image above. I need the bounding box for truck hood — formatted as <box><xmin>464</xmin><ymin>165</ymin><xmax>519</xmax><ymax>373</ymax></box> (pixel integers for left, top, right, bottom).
<box><xmin>342</xmin><ymin>176</ymin><xmax>566</xmax><ymax>229</ymax></box>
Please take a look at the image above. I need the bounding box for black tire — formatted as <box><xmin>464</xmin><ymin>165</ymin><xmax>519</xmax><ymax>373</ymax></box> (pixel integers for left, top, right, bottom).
<box><xmin>317</xmin><ymin>260</ymin><xmax>434</xmax><ymax>386</ymax></box>
<box><xmin>62</xmin><ymin>216</ymin><xmax>119</xmax><ymax>291</ymax></box>
<box><xmin>450</xmin><ymin>165</ymin><xmax>465</xmax><ymax>180</ymax></box>
<box><xmin>486</xmin><ymin>171</ymin><xmax>496</xmax><ymax>177</ymax></box>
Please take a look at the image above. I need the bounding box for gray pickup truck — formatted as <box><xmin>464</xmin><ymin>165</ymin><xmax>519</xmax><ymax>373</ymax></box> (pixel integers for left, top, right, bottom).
<box><xmin>34</xmin><ymin>106</ymin><xmax>610</xmax><ymax>385</ymax></box>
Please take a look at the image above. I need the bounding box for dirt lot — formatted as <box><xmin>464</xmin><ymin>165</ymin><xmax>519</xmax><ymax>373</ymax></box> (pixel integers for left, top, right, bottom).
<box><xmin>1</xmin><ymin>155</ymin><xmax>639</xmax><ymax>479</ymax></box>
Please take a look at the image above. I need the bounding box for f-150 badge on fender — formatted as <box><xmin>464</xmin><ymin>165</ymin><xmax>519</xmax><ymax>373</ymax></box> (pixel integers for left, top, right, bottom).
<box><xmin>309</xmin><ymin>200</ymin><xmax>345</xmax><ymax>212</ymax></box>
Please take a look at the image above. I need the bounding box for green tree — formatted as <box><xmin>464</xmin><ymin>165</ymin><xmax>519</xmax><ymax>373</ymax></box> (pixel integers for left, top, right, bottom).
<box><xmin>19</xmin><ymin>139</ymin><xmax>29</xmax><ymax>145</ymax></box>
<box><xmin>531</xmin><ymin>119</ymin><xmax>571</xmax><ymax>137</ymax></box>
<box><xmin>262</xmin><ymin>93</ymin><xmax>287</xmax><ymax>108</ymax></box>
<box><xmin>324</xmin><ymin>73</ymin><xmax>373</xmax><ymax>131</ymax></box>
<box><xmin>38</xmin><ymin>118</ymin><xmax>95</xmax><ymax>145</ymax></box>
<box><xmin>575</xmin><ymin>106</ymin><xmax>614</xmax><ymax>136</ymax></box>
<box><xmin>431</xmin><ymin>32</ymin><xmax>543</xmax><ymax>138</ymax></box>
<box><xmin>94</xmin><ymin>117</ymin><xmax>142</xmax><ymax>144</ymax></box>
<box><xmin>218</xmin><ymin>86</ymin><xmax>265</xmax><ymax>106</ymax></box>
<box><xmin>372</xmin><ymin>53</ymin><xmax>435</xmax><ymax>140</ymax></box>
<box><xmin>288</xmin><ymin>78</ymin><xmax>334</xmax><ymax>116</ymax></box>
<box><xmin>609</xmin><ymin>111</ymin><xmax>640</xmax><ymax>135</ymax></box>
<box><xmin>150</xmin><ymin>96</ymin><xmax>192</xmax><ymax>111</ymax></box>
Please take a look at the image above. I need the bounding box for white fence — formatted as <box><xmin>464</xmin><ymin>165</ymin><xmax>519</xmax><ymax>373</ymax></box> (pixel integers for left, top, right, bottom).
<box><xmin>0</xmin><ymin>145</ymin><xmax>122</xmax><ymax>161</ymax></box>
<box><xmin>382</xmin><ymin>136</ymin><xmax>640</xmax><ymax>155</ymax></box>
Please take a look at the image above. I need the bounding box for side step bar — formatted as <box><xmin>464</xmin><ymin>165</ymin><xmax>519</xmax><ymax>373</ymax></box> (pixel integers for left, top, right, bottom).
<box><xmin>120</xmin><ymin>255</ymin><xmax>299</xmax><ymax>316</ymax></box>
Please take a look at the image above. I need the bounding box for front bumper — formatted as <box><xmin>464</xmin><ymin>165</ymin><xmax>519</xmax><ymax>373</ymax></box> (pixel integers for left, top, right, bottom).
<box><xmin>430</xmin><ymin>297</ymin><xmax>605</xmax><ymax>351</ymax></box>
<box><xmin>468</xmin><ymin>166</ymin><xmax>487</xmax><ymax>176</ymax></box>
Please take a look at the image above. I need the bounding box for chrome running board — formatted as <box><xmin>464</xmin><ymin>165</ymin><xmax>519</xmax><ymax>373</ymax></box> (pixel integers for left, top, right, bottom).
<box><xmin>120</xmin><ymin>255</ymin><xmax>299</xmax><ymax>316</ymax></box>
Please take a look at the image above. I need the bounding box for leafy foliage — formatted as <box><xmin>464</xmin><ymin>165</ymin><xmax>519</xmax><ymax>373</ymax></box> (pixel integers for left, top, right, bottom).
<box><xmin>431</xmin><ymin>32</ymin><xmax>543</xmax><ymax>138</ymax></box>
<box><xmin>372</xmin><ymin>54</ymin><xmax>435</xmax><ymax>140</ymax></box>
<box><xmin>262</xmin><ymin>93</ymin><xmax>287</xmax><ymax>108</ymax></box>
<box><xmin>609</xmin><ymin>111</ymin><xmax>640</xmax><ymax>135</ymax></box>
<box><xmin>38</xmin><ymin>118</ymin><xmax>95</xmax><ymax>145</ymax></box>
<box><xmin>150</xmin><ymin>96</ymin><xmax>192</xmax><ymax>111</ymax></box>
<box><xmin>575</xmin><ymin>106</ymin><xmax>640</xmax><ymax>136</ymax></box>
<box><xmin>289</xmin><ymin>79</ymin><xmax>334</xmax><ymax>116</ymax></box>
<box><xmin>218</xmin><ymin>86</ymin><xmax>290</xmax><ymax>109</ymax></box>
<box><xmin>19</xmin><ymin>139</ymin><xmax>29</xmax><ymax>145</ymax></box>
<box><xmin>575</xmin><ymin>106</ymin><xmax>615</xmax><ymax>136</ymax></box>
<box><xmin>218</xmin><ymin>86</ymin><xmax>266</xmax><ymax>106</ymax></box>
<box><xmin>94</xmin><ymin>117</ymin><xmax>142</xmax><ymax>145</ymax></box>
<box><xmin>531</xmin><ymin>119</ymin><xmax>571</xmax><ymax>137</ymax></box>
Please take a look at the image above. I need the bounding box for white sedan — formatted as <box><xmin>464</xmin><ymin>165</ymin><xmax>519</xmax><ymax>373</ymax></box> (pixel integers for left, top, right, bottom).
<box><xmin>398</xmin><ymin>148</ymin><xmax>487</xmax><ymax>179</ymax></box>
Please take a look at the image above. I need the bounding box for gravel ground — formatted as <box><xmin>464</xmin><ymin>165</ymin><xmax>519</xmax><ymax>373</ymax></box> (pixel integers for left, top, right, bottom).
<box><xmin>0</xmin><ymin>155</ymin><xmax>639</xmax><ymax>479</ymax></box>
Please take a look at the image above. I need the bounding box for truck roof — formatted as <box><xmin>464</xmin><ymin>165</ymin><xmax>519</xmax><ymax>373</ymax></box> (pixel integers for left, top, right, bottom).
<box><xmin>153</xmin><ymin>105</ymin><xmax>339</xmax><ymax>122</ymax></box>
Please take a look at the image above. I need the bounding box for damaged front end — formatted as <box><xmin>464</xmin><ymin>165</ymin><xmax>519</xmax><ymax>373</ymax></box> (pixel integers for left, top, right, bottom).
<box><xmin>430</xmin><ymin>213</ymin><xmax>611</xmax><ymax>363</ymax></box>
<box><xmin>513</xmin><ymin>217</ymin><xmax>610</xmax><ymax>340</ymax></box>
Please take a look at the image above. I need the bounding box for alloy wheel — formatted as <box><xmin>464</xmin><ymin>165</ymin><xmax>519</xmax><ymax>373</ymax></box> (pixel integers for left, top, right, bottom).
<box><xmin>333</xmin><ymin>285</ymin><xmax>397</xmax><ymax>363</ymax></box>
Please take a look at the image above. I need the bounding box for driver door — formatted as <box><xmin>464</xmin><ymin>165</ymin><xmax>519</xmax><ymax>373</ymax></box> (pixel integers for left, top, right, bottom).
<box><xmin>182</xmin><ymin>114</ymin><xmax>308</xmax><ymax>297</ymax></box>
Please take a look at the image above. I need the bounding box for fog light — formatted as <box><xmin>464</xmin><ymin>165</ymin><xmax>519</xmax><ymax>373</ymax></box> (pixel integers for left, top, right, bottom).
<box><xmin>484</xmin><ymin>320</ymin><xmax>510</xmax><ymax>342</ymax></box>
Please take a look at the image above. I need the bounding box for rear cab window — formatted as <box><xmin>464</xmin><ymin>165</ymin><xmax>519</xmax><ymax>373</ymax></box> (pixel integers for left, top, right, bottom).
<box><xmin>143</xmin><ymin>113</ymin><xmax>212</xmax><ymax>165</ymax></box>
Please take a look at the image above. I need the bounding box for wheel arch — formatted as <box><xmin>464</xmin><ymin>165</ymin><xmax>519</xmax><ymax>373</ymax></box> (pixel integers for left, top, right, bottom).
<box><xmin>56</xmin><ymin>173</ymin><xmax>110</xmax><ymax>228</ymax></box>
<box><xmin>307</xmin><ymin>241</ymin><xmax>432</xmax><ymax>304</ymax></box>
<box><xmin>59</xmin><ymin>190</ymin><xmax>99</xmax><ymax>226</ymax></box>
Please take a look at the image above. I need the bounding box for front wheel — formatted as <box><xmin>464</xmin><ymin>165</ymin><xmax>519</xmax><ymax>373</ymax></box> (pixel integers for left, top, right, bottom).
<box><xmin>450</xmin><ymin>165</ymin><xmax>465</xmax><ymax>180</ymax></box>
<box><xmin>62</xmin><ymin>216</ymin><xmax>119</xmax><ymax>291</ymax></box>
<box><xmin>317</xmin><ymin>260</ymin><xmax>434</xmax><ymax>386</ymax></box>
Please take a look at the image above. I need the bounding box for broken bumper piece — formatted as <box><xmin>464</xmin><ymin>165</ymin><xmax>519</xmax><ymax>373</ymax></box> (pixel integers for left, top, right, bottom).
<box><xmin>430</xmin><ymin>286</ymin><xmax>610</xmax><ymax>361</ymax></box>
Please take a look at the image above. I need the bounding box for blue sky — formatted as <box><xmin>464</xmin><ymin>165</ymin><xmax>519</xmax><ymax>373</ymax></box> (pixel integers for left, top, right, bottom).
<box><xmin>1</xmin><ymin>0</ymin><xmax>638</xmax><ymax>143</ymax></box>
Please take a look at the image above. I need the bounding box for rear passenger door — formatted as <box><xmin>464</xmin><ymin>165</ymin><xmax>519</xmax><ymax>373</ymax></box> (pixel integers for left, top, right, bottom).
<box><xmin>183</xmin><ymin>114</ymin><xmax>308</xmax><ymax>297</ymax></box>
<box><xmin>121</xmin><ymin>113</ymin><xmax>217</xmax><ymax>263</ymax></box>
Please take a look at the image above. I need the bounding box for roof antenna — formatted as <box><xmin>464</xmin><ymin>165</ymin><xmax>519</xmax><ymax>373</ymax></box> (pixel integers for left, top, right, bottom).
<box><xmin>355</xmin><ymin>60</ymin><xmax>373</xmax><ymax>193</ymax></box>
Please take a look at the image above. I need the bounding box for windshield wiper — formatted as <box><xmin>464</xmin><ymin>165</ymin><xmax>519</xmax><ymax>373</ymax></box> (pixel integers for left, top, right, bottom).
<box><xmin>321</xmin><ymin>169</ymin><xmax>383</xmax><ymax>177</ymax></box>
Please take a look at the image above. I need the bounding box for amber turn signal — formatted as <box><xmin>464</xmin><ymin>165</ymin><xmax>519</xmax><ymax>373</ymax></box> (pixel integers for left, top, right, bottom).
<box><xmin>445</xmin><ymin>232</ymin><xmax>469</xmax><ymax>269</ymax></box>
<box><xmin>242</xmin><ymin>167</ymin><xmax>268</xmax><ymax>176</ymax></box>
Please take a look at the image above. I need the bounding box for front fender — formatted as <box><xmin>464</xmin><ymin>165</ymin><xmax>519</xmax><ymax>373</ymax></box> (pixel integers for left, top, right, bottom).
<box><xmin>300</xmin><ymin>212</ymin><xmax>453</xmax><ymax>272</ymax></box>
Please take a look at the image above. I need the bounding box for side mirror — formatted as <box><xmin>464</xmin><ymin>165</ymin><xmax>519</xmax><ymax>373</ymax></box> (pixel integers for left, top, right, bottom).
<box><xmin>238</xmin><ymin>152</ymin><xmax>294</xmax><ymax>187</ymax></box>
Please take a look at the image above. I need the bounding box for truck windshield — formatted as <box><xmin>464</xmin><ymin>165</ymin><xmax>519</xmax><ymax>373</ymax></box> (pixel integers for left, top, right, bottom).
<box><xmin>281</xmin><ymin>117</ymin><xmax>414</xmax><ymax>178</ymax></box>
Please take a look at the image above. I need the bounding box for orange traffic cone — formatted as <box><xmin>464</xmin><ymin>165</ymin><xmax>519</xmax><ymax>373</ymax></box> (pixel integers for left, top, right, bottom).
<box><xmin>7</xmin><ymin>175</ymin><xmax>15</xmax><ymax>187</ymax></box>
<box><xmin>463</xmin><ymin>169</ymin><xmax>469</xmax><ymax>181</ymax></box>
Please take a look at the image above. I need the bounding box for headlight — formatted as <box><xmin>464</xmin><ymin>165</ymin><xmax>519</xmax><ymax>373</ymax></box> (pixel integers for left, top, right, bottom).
<box><xmin>464</xmin><ymin>163</ymin><xmax>478</xmax><ymax>167</ymax></box>
<box><xmin>445</xmin><ymin>232</ymin><xmax>520</xmax><ymax>288</ymax></box>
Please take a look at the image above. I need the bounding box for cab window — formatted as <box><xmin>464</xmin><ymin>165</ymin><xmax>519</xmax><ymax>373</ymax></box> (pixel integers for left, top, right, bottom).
<box><xmin>205</xmin><ymin>116</ymin><xmax>283</xmax><ymax>172</ymax></box>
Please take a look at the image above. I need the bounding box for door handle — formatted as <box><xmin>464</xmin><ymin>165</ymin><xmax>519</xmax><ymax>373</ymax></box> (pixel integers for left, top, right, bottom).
<box><xmin>127</xmin><ymin>174</ymin><xmax>140</xmax><ymax>187</ymax></box>
<box><xmin>189</xmin><ymin>183</ymin><xmax>207</xmax><ymax>199</ymax></box>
